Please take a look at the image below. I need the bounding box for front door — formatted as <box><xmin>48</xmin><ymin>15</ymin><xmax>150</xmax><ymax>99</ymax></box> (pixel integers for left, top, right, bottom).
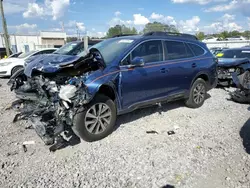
<box><xmin>120</xmin><ymin>40</ymin><xmax>171</xmax><ymax>109</ymax></box>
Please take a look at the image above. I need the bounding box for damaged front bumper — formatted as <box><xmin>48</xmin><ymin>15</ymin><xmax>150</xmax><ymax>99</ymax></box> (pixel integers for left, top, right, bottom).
<box><xmin>229</xmin><ymin>72</ymin><xmax>250</xmax><ymax>104</ymax></box>
<box><xmin>217</xmin><ymin>67</ymin><xmax>241</xmax><ymax>86</ymax></box>
<box><xmin>9</xmin><ymin>75</ymin><xmax>93</xmax><ymax>151</ymax></box>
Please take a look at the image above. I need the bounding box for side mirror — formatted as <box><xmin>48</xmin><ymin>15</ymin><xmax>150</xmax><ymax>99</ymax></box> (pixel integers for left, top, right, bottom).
<box><xmin>129</xmin><ymin>57</ymin><xmax>145</xmax><ymax>68</ymax></box>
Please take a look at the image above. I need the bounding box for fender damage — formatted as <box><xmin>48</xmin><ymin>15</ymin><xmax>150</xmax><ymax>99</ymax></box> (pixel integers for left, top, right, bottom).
<box><xmin>8</xmin><ymin>51</ymin><xmax>109</xmax><ymax>150</ymax></box>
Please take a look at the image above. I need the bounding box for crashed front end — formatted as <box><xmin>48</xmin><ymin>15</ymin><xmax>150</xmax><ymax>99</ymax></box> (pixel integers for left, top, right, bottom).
<box><xmin>8</xmin><ymin>52</ymin><xmax>103</xmax><ymax>150</ymax></box>
<box><xmin>217</xmin><ymin>67</ymin><xmax>242</xmax><ymax>86</ymax></box>
<box><xmin>217</xmin><ymin>58</ymin><xmax>250</xmax><ymax>86</ymax></box>
<box><xmin>229</xmin><ymin>71</ymin><xmax>250</xmax><ymax>104</ymax></box>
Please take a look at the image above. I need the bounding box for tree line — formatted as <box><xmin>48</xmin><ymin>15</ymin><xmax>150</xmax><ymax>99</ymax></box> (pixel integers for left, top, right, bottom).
<box><xmin>196</xmin><ymin>30</ymin><xmax>250</xmax><ymax>40</ymax></box>
<box><xmin>66</xmin><ymin>21</ymin><xmax>250</xmax><ymax>42</ymax></box>
<box><xmin>106</xmin><ymin>22</ymin><xmax>179</xmax><ymax>38</ymax></box>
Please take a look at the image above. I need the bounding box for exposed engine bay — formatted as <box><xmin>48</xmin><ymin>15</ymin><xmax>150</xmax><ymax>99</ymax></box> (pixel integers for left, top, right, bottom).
<box><xmin>7</xmin><ymin>50</ymin><xmax>104</xmax><ymax>151</ymax></box>
<box><xmin>217</xmin><ymin>58</ymin><xmax>250</xmax><ymax>87</ymax></box>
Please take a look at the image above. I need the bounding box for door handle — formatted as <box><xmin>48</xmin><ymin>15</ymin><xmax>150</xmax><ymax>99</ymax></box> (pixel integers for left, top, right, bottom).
<box><xmin>192</xmin><ymin>63</ymin><xmax>197</xmax><ymax>68</ymax></box>
<box><xmin>160</xmin><ymin>68</ymin><xmax>168</xmax><ymax>73</ymax></box>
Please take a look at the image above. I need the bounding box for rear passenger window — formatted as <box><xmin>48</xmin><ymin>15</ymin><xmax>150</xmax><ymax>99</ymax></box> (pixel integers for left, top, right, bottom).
<box><xmin>188</xmin><ymin>43</ymin><xmax>205</xmax><ymax>56</ymax></box>
<box><xmin>165</xmin><ymin>41</ymin><xmax>193</xmax><ymax>60</ymax></box>
<box><xmin>131</xmin><ymin>40</ymin><xmax>163</xmax><ymax>63</ymax></box>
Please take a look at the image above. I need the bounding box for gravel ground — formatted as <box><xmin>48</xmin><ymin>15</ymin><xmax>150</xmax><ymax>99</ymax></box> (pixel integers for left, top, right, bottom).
<box><xmin>0</xmin><ymin>78</ymin><xmax>250</xmax><ymax>188</ymax></box>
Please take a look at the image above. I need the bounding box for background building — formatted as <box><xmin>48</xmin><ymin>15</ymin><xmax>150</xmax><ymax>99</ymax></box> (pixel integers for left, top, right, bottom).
<box><xmin>0</xmin><ymin>31</ymin><xmax>67</xmax><ymax>53</ymax></box>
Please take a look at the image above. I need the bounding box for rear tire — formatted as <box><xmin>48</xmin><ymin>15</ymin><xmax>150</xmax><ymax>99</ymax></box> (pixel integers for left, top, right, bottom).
<box><xmin>11</xmin><ymin>66</ymin><xmax>23</xmax><ymax>76</ymax></box>
<box><xmin>72</xmin><ymin>94</ymin><xmax>117</xmax><ymax>142</ymax></box>
<box><xmin>185</xmin><ymin>78</ymin><xmax>207</xmax><ymax>108</ymax></box>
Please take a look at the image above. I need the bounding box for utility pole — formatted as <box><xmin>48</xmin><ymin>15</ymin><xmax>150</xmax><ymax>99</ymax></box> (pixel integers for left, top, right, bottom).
<box><xmin>0</xmin><ymin>0</ymin><xmax>10</xmax><ymax>56</ymax></box>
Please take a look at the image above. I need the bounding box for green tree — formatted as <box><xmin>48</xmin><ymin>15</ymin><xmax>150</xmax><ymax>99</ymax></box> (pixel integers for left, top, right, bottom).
<box><xmin>217</xmin><ymin>31</ymin><xmax>229</xmax><ymax>40</ymax></box>
<box><xmin>143</xmin><ymin>22</ymin><xmax>179</xmax><ymax>33</ymax></box>
<box><xmin>230</xmin><ymin>30</ymin><xmax>241</xmax><ymax>37</ymax></box>
<box><xmin>196</xmin><ymin>32</ymin><xmax>205</xmax><ymax>40</ymax></box>
<box><xmin>243</xmin><ymin>30</ymin><xmax>250</xmax><ymax>40</ymax></box>
<box><xmin>106</xmin><ymin>25</ymin><xmax>137</xmax><ymax>38</ymax></box>
<box><xmin>66</xmin><ymin>37</ymin><xmax>78</xmax><ymax>42</ymax></box>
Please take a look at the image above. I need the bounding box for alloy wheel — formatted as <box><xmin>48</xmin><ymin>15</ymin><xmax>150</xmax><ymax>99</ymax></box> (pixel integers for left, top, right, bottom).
<box><xmin>193</xmin><ymin>83</ymin><xmax>206</xmax><ymax>104</ymax></box>
<box><xmin>85</xmin><ymin>103</ymin><xmax>112</xmax><ymax>134</ymax></box>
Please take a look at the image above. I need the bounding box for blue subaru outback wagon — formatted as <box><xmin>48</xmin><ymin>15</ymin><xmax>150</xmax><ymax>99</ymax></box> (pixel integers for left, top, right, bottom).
<box><xmin>9</xmin><ymin>32</ymin><xmax>218</xmax><ymax>144</ymax></box>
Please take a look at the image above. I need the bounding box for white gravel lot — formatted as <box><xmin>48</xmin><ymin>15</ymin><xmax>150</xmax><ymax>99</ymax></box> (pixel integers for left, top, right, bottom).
<box><xmin>0</xmin><ymin>78</ymin><xmax>250</xmax><ymax>188</ymax></box>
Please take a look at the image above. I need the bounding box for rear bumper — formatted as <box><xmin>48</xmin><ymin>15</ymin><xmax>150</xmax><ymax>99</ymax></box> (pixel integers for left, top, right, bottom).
<box><xmin>207</xmin><ymin>77</ymin><xmax>218</xmax><ymax>91</ymax></box>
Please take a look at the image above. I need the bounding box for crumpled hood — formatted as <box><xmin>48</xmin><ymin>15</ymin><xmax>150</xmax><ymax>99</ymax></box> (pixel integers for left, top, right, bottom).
<box><xmin>24</xmin><ymin>54</ymin><xmax>81</xmax><ymax>77</ymax></box>
<box><xmin>218</xmin><ymin>58</ymin><xmax>249</xmax><ymax>67</ymax></box>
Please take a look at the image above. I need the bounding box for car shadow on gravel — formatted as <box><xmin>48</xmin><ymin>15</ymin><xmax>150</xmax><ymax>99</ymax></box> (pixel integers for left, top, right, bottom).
<box><xmin>114</xmin><ymin>101</ymin><xmax>185</xmax><ymax>131</ymax></box>
<box><xmin>161</xmin><ymin>184</ymin><xmax>175</xmax><ymax>188</ymax></box>
<box><xmin>240</xmin><ymin>118</ymin><xmax>250</xmax><ymax>154</ymax></box>
<box><xmin>115</xmin><ymin>94</ymin><xmax>211</xmax><ymax>131</ymax></box>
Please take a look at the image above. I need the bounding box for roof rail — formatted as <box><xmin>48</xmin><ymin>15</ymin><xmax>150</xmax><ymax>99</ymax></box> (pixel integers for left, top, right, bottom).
<box><xmin>143</xmin><ymin>31</ymin><xmax>198</xmax><ymax>40</ymax></box>
<box><xmin>111</xmin><ymin>34</ymin><xmax>137</xmax><ymax>38</ymax></box>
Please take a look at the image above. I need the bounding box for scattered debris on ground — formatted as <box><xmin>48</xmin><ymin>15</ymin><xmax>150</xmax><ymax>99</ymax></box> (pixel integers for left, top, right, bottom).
<box><xmin>146</xmin><ymin>130</ymin><xmax>159</xmax><ymax>134</ymax></box>
<box><xmin>0</xmin><ymin>78</ymin><xmax>250</xmax><ymax>188</ymax></box>
<box><xmin>167</xmin><ymin>131</ymin><xmax>175</xmax><ymax>135</ymax></box>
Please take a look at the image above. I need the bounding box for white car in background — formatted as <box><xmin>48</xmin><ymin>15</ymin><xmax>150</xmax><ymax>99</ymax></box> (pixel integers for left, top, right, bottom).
<box><xmin>0</xmin><ymin>48</ymin><xmax>57</xmax><ymax>77</ymax></box>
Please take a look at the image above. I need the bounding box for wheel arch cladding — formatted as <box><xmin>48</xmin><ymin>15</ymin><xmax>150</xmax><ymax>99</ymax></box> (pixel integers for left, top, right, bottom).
<box><xmin>190</xmin><ymin>73</ymin><xmax>210</xmax><ymax>90</ymax></box>
<box><xmin>197</xmin><ymin>73</ymin><xmax>209</xmax><ymax>83</ymax></box>
<box><xmin>11</xmin><ymin>65</ymin><xmax>24</xmax><ymax>74</ymax></box>
<box><xmin>98</xmin><ymin>84</ymin><xmax>116</xmax><ymax>101</ymax></box>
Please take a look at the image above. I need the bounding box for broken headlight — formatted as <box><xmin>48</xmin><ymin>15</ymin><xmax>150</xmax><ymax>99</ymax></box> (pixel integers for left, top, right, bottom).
<box><xmin>59</xmin><ymin>85</ymin><xmax>77</xmax><ymax>103</ymax></box>
<box><xmin>228</xmin><ymin>68</ymin><xmax>235</xmax><ymax>73</ymax></box>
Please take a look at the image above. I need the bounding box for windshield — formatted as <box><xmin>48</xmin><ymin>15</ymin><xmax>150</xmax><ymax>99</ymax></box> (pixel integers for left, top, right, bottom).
<box><xmin>90</xmin><ymin>38</ymin><xmax>135</xmax><ymax>65</ymax></box>
<box><xmin>18</xmin><ymin>51</ymin><xmax>36</xmax><ymax>58</ymax></box>
<box><xmin>77</xmin><ymin>50</ymin><xmax>87</xmax><ymax>57</ymax></box>
<box><xmin>53</xmin><ymin>42</ymin><xmax>80</xmax><ymax>55</ymax></box>
<box><xmin>221</xmin><ymin>49</ymin><xmax>250</xmax><ymax>58</ymax></box>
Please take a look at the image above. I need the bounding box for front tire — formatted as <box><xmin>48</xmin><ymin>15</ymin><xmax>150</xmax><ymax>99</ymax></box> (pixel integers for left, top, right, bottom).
<box><xmin>72</xmin><ymin>94</ymin><xmax>117</xmax><ymax>142</ymax></box>
<box><xmin>242</xmin><ymin>71</ymin><xmax>250</xmax><ymax>89</ymax></box>
<box><xmin>11</xmin><ymin>66</ymin><xmax>23</xmax><ymax>76</ymax></box>
<box><xmin>185</xmin><ymin>78</ymin><xmax>207</xmax><ymax>108</ymax></box>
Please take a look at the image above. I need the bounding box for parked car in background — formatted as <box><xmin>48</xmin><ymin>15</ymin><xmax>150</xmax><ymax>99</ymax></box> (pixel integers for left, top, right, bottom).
<box><xmin>24</xmin><ymin>40</ymin><xmax>103</xmax><ymax>66</ymax></box>
<box><xmin>53</xmin><ymin>40</ymin><xmax>102</xmax><ymax>56</ymax></box>
<box><xmin>202</xmin><ymin>37</ymin><xmax>219</xmax><ymax>42</ymax></box>
<box><xmin>0</xmin><ymin>48</ymin><xmax>57</xmax><ymax>77</ymax></box>
<box><xmin>226</xmin><ymin>36</ymin><xmax>247</xmax><ymax>41</ymax></box>
<box><xmin>210</xmin><ymin>47</ymin><xmax>229</xmax><ymax>56</ymax></box>
<box><xmin>8</xmin><ymin>52</ymin><xmax>23</xmax><ymax>58</ymax></box>
<box><xmin>0</xmin><ymin>48</ymin><xmax>12</xmax><ymax>59</ymax></box>
<box><xmin>9</xmin><ymin>32</ymin><xmax>217</xmax><ymax>147</ymax></box>
<box><xmin>217</xmin><ymin>48</ymin><xmax>250</xmax><ymax>86</ymax></box>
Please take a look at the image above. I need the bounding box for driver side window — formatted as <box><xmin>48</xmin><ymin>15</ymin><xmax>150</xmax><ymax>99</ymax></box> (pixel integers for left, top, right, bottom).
<box><xmin>121</xmin><ymin>40</ymin><xmax>163</xmax><ymax>66</ymax></box>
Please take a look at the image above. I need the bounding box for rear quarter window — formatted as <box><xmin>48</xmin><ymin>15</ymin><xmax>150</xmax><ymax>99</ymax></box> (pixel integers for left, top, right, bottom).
<box><xmin>188</xmin><ymin>43</ymin><xmax>205</xmax><ymax>56</ymax></box>
<box><xmin>165</xmin><ymin>41</ymin><xmax>194</xmax><ymax>60</ymax></box>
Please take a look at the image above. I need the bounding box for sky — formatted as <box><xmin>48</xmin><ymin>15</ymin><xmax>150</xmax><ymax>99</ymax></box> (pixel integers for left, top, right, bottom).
<box><xmin>1</xmin><ymin>0</ymin><xmax>250</xmax><ymax>37</ymax></box>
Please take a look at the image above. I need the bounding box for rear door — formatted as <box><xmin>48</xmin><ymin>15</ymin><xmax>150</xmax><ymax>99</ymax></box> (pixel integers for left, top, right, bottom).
<box><xmin>163</xmin><ymin>40</ymin><xmax>196</xmax><ymax>94</ymax></box>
